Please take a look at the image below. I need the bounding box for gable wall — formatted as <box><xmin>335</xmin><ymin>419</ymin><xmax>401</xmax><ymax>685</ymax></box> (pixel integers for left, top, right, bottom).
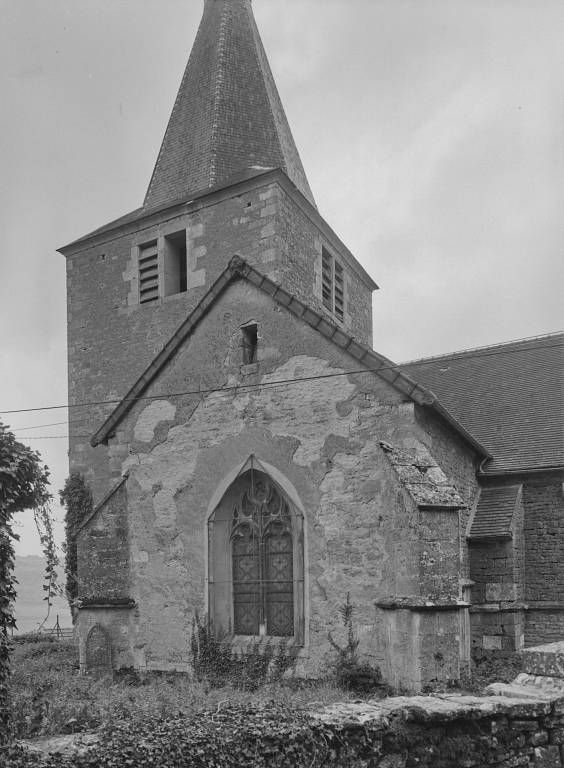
<box><xmin>79</xmin><ymin>281</ymin><xmax>473</xmax><ymax>678</ymax></box>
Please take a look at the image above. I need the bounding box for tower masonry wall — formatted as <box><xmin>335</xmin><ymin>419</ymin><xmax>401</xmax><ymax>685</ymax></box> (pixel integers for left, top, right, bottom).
<box><xmin>65</xmin><ymin>179</ymin><xmax>373</xmax><ymax>502</ymax></box>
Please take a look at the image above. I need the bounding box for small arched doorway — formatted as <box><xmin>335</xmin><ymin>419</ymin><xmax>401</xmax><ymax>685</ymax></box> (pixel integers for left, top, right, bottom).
<box><xmin>208</xmin><ymin>465</ymin><xmax>304</xmax><ymax>642</ymax></box>
<box><xmin>85</xmin><ymin>623</ymin><xmax>112</xmax><ymax>674</ymax></box>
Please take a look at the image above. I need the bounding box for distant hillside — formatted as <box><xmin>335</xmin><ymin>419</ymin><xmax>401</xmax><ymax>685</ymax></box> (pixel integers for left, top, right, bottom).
<box><xmin>13</xmin><ymin>555</ymin><xmax>72</xmax><ymax>634</ymax></box>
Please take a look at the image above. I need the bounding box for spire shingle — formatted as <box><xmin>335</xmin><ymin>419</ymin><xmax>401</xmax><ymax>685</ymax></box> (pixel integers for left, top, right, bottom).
<box><xmin>144</xmin><ymin>0</ymin><xmax>315</xmax><ymax>209</ymax></box>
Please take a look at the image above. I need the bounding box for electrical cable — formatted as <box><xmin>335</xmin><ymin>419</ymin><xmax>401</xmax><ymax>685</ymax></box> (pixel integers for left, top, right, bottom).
<box><xmin>2</xmin><ymin>334</ymin><xmax>562</xmax><ymax>419</ymax></box>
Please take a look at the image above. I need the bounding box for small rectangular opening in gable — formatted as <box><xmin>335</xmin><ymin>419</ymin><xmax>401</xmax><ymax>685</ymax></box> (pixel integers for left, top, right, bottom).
<box><xmin>241</xmin><ymin>324</ymin><xmax>258</xmax><ymax>364</ymax></box>
<box><xmin>163</xmin><ymin>230</ymin><xmax>187</xmax><ymax>296</ymax></box>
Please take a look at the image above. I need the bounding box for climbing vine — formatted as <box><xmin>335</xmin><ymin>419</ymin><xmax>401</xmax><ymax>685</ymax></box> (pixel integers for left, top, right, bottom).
<box><xmin>0</xmin><ymin>421</ymin><xmax>50</xmax><ymax>743</ymax></box>
<box><xmin>59</xmin><ymin>472</ymin><xmax>92</xmax><ymax>620</ymax></box>
<box><xmin>33</xmin><ymin>503</ymin><xmax>60</xmax><ymax>628</ymax></box>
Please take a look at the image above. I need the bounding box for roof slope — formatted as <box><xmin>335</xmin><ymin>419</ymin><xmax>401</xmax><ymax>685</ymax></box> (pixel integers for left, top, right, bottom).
<box><xmin>90</xmin><ymin>257</ymin><xmax>487</xmax><ymax>457</ymax></box>
<box><xmin>144</xmin><ymin>0</ymin><xmax>315</xmax><ymax>209</ymax></box>
<box><xmin>403</xmin><ymin>334</ymin><xmax>564</xmax><ymax>474</ymax></box>
<box><xmin>468</xmin><ymin>485</ymin><xmax>521</xmax><ymax>540</ymax></box>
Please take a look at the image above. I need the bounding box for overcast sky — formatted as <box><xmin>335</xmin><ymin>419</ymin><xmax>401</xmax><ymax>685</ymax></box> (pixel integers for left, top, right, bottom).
<box><xmin>1</xmin><ymin>0</ymin><xmax>562</xmax><ymax>557</ymax></box>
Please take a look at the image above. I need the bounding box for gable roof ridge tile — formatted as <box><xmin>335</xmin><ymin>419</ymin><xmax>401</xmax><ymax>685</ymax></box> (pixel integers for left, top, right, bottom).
<box><xmin>208</xmin><ymin>0</ymin><xmax>230</xmax><ymax>188</ymax></box>
<box><xmin>90</xmin><ymin>257</ymin><xmax>488</xmax><ymax>457</ymax></box>
<box><xmin>402</xmin><ymin>331</ymin><xmax>564</xmax><ymax>367</ymax></box>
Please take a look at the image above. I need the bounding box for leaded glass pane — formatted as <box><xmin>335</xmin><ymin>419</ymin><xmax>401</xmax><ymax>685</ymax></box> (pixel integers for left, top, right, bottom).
<box><xmin>265</xmin><ymin>523</ymin><xmax>294</xmax><ymax>636</ymax></box>
<box><xmin>231</xmin><ymin>473</ymin><xmax>294</xmax><ymax>637</ymax></box>
<box><xmin>232</xmin><ymin>523</ymin><xmax>260</xmax><ymax>635</ymax></box>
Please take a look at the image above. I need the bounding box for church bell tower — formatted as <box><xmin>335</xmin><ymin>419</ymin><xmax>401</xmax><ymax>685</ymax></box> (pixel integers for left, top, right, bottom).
<box><xmin>59</xmin><ymin>0</ymin><xmax>377</xmax><ymax>498</ymax></box>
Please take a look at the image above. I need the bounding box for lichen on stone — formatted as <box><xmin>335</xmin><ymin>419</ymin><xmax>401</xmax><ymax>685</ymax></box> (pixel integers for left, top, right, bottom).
<box><xmin>379</xmin><ymin>441</ymin><xmax>464</xmax><ymax>509</ymax></box>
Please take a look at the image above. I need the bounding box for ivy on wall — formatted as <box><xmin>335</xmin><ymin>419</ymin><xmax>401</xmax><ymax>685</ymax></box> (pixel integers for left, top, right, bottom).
<box><xmin>59</xmin><ymin>473</ymin><xmax>93</xmax><ymax>620</ymax></box>
<box><xmin>0</xmin><ymin>421</ymin><xmax>50</xmax><ymax>743</ymax></box>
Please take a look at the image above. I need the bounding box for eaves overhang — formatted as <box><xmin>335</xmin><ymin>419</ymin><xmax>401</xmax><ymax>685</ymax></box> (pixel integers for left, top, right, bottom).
<box><xmin>478</xmin><ymin>463</ymin><xmax>564</xmax><ymax>478</ymax></box>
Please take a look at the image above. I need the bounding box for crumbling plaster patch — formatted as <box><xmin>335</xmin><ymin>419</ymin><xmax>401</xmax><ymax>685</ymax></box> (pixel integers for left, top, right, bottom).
<box><xmin>131</xmin><ymin>543</ymin><xmax>149</xmax><ymax>564</ymax></box>
<box><xmin>123</xmin><ymin>356</ymin><xmax>360</xmax><ymax>493</ymax></box>
<box><xmin>119</xmin><ymin>352</ymin><xmax>465</xmax><ymax>670</ymax></box>
<box><xmin>256</xmin><ymin>356</ymin><xmax>358</xmax><ymax>466</ymax></box>
<box><xmin>153</xmin><ymin>489</ymin><xmax>178</xmax><ymax>529</ymax></box>
<box><xmin>134</xmin><ymin>400</ymin><xmax>176</xmax><ymax>442</ymax></box>
<box><xmin>121</xmin><ymin>356</ymin><xmax>367</xmax><ymax>612</ymax></box>
<box><xmin>121</xmin><ymin>354</ymin><xmax>446</xmax><ymax>567</ymax></box>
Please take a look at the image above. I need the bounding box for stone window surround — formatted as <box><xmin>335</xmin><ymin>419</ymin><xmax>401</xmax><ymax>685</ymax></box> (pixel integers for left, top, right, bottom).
<box><xmin>125</xmin><ymin>219</ymin><xmax>207</xmax><ymax>311</ymax></box>
<box><xmin>240</xmin><ymin>322</ymin><xmax>258</xmax><ymax>365</ymax></box>
<box><xmin>231</xmin><ymin>475</ymin><xmax>294</xmax><ymax>636</ymax></box>
<box><xmin>136</xmin><ymin>230</ymin><xmax>188</xmax><ymax>304</ymax></box>
<box><xmin>205</xmin><ymin>456</ymin><xmax>308</xmax><ymax>647</ymax></box>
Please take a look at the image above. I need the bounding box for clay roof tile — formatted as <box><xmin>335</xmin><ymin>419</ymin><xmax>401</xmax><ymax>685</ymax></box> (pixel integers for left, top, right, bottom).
<box><xmin>403</xmin><ymin>334</ymin><xmax>564</xmax><ymax>474</ymax></box>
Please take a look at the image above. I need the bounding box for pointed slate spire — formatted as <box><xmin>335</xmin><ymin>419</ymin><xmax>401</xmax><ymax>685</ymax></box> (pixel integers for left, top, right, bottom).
<box><xmin>144</xmin><ymin>0</ymin><xmax>315</xmax><ymax>209</ymax></box>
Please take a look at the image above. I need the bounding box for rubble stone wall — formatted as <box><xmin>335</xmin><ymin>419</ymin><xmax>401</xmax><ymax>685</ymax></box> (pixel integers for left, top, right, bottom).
<box><xmin>524</xmin><ymin>479</ymin><xmax>564</xmax><ymax>646</ymax></box>
<box><xmin>314</xmin><ymin>686</ymin><xmax>564</xmax><ymax>768</ymax></box>
<box><xmin>76</xmin><ymin>481</ymin><xmax>129</xmax><ymax>604</ymax></box>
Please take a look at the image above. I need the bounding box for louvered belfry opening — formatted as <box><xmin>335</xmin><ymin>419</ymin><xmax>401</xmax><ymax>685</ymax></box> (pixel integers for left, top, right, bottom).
<box><xmin>231</xmin><ymin>472</ymin><xmax>294</xmax><ymax>637</ymax></box>
<box><xmin>321</xmin><ymin>247</ymin><xmax>344</xmax><ymax>322</ymax></box>
<box><xmin>138</xmin><ymin>241</ymin><xmax>159</xmax><ymax>304</ymax></box>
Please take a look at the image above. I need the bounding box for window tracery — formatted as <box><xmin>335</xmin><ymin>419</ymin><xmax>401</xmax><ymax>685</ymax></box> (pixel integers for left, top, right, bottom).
<box><xmin>231</xmin><ymin>475</ymin><xmax>294</xmax><ymax>637</ymax></box>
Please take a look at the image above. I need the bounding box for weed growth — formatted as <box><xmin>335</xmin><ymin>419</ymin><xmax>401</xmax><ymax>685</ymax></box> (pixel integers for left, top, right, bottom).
<box><xmin>328</xmin><ymin>593</ymin><xmax>387</xmax><ymax>694</ymax></box>
<box><xmin>190</xmin><ymin>612</ymin><xmax>296</xmax><ymax>690</ymax></box>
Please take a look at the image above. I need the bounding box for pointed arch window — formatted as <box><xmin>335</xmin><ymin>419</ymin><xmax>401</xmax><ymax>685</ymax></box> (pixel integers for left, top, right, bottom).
<box><xmin>231</xmin><ymin>476</ymin><xmax>294</xmax><ymax>636</ymax></box>
<box><xmin>208</xmin><ymin>466</ymin><xmax>304</xmax><ymax>643</ymax></box>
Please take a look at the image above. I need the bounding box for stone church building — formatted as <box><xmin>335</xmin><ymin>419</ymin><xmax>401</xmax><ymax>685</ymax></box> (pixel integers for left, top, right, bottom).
<box><xmin>59</xmin><ymin>0</ymin><xmax>563</xmax><ymax>690</ymax></box>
